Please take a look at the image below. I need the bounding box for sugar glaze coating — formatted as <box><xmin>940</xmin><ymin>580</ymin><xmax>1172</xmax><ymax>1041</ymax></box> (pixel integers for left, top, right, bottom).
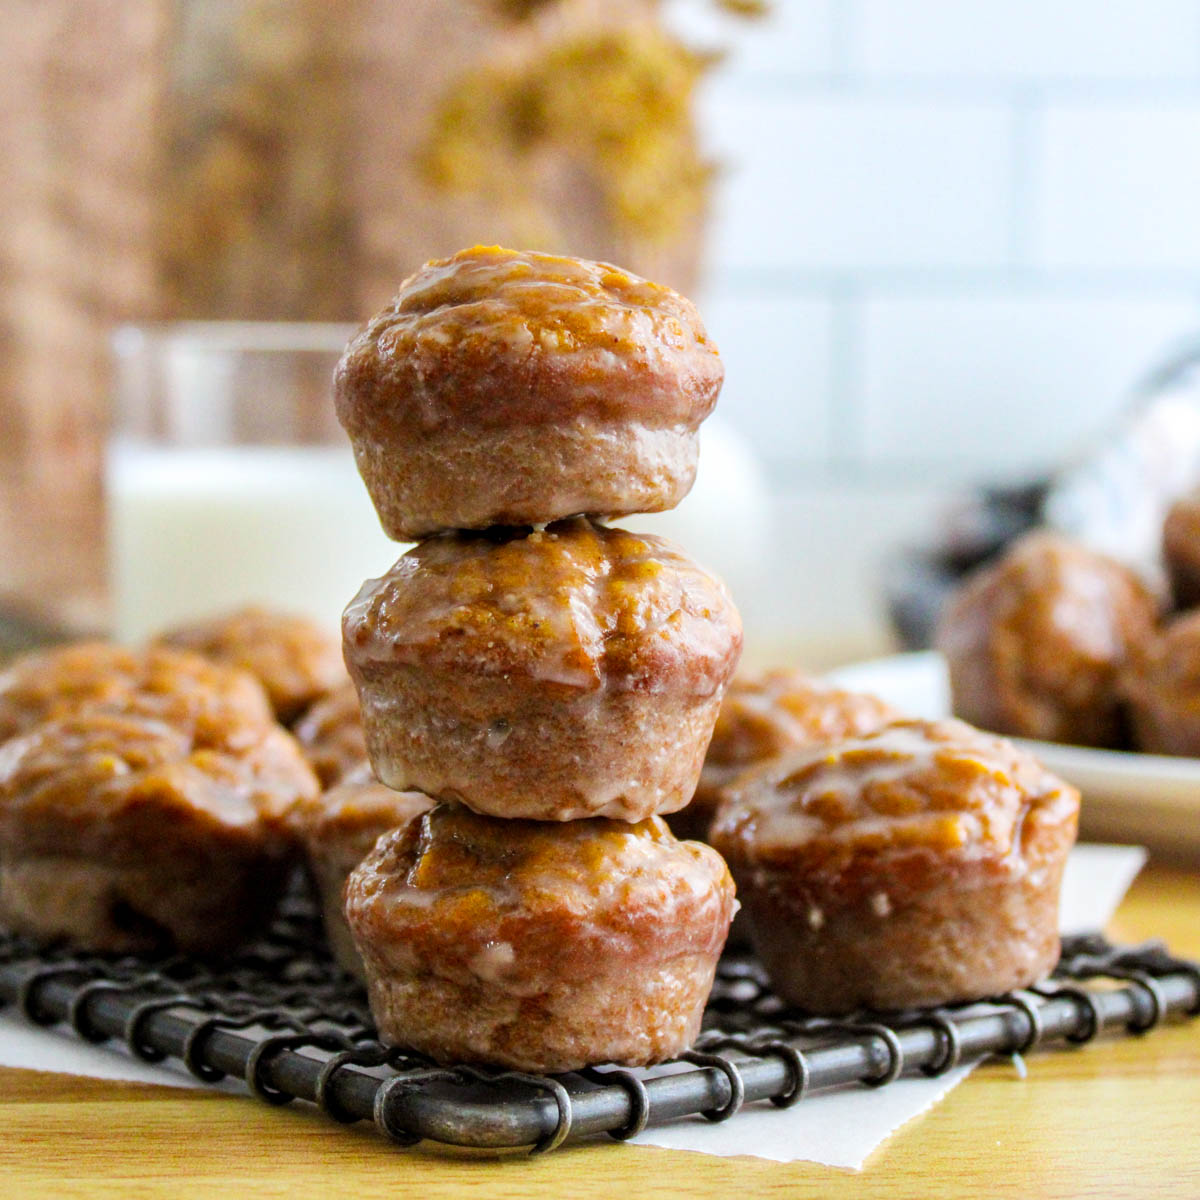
<box><xmin>0</xmin><ymin>646</ymin><xmax>317</xmax><ymax>954</ymax></box>
<box><xmin>0</xmin><ymin>642</ymin><xmax>273</xmax><ymax>745</ymax></box>
<box><xmin>343</xmin><ymin>519</ymin><xmax>742</xmax><ymax>821</ymax></box>
<box><xmin>345</xmin><ymin>803</ymin><xmax>736</xmax><ymax>1071</ymax></box>
<box><xmin>937</xmin><ymin>532</ymin><xmax>1157</xmax><ymax>748</ymax></box>
<box><xmin>669</xmin><ymin>669</ymin><xmax>901</xmax><ymax>843</ymax></box>
<box><xmin>290</xmin><ymin>763</ymin><xmax>430</xmax><ymax>975</ymax></box>
<box><xmin>711</xmin><ymin>718</ymin><xmax>1079</xmax><ymax>1012</ymax></box>
<box><xmin>334</xmin><ymin>246</ymin><xmax>723</xmax><ymax>538</ymax></box>
<box><xmin>155</xmin><ymin>606</ymin><xmax>345</xmax><ymax>726</ymax></box>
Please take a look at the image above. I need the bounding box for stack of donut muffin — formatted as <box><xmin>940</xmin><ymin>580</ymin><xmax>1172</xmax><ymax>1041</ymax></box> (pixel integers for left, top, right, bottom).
<box><xmin>332</xmin><ymin>246</ymin><xmax>741</xmax><ymax>1073</ymax></box>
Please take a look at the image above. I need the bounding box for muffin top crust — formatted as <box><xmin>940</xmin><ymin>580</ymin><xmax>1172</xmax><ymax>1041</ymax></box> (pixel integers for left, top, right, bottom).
<box><xmin>334</xmin><ymin>245</ymin><xmax>723</xmax><ymax>435</ymax></box>
<box><xmin>0</xmin><ymin>705</ymin><xmax>316</xmax><ymax>861</ymax></box>
<box><xmin>711</xmin><ymin>718</ymin><xmax>1079</xmax><ymax>889</ymax></box>
<box><xmin>345</xmin><ymin>804</ymin><xmax>735</xmax><ymax>975</ymax></box>
<box><xmin>706</xmin><ymin>670</ymin><xmax>902</xmax><ymax>769</ymax></box>
<box><xmin>343</xmin><ymin>518</ymin><xmax>742</xmax><ymax>695</ymax></box>
<box><xmin>155</xmin><ymin>607</ymin><xmax>345</xmax><ymax>725</ymax></box>
<box><xmin>0</xmin><ymin>643</ymin><xmax>274</xmax><ymax>746</ymax></box>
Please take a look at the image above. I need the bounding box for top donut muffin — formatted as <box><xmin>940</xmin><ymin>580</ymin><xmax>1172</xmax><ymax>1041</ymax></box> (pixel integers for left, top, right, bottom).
<box><xmin>335</xmin><ymin>245</ymin><xmax>723</xmax><ymax>539</ymax></box>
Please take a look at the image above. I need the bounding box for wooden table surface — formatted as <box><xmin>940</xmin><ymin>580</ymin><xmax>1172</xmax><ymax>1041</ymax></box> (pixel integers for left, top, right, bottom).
<box><xmin>2</xmin><ymin>862</ymin><xmax>1198</xmax><ymax>1200</ymax></box>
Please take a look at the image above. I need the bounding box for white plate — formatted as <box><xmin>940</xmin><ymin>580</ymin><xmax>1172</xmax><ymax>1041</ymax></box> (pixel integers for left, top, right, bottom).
<box><xmin>828</xmin><ymin>651</ymin><xmax>1200</xmax><ymax>862</ymax></box>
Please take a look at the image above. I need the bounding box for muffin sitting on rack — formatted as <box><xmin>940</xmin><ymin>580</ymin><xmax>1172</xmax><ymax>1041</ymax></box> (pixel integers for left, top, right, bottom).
<box><xmin>711</xmin><ymin>718</ymin><xmax>1080</xmax><ymax>1012</ymax></box>
<box><xmin>336</xmin><ymin>246</ymin><xmax>741</xmax><ymax>1071</ymax></box>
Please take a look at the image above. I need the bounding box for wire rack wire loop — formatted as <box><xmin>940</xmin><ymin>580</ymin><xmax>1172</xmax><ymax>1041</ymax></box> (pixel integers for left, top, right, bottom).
<box><xmin>907</xmin><ymin>1011</ymin><xmax>963</xmax><ymax>1078</ymax></box>
<box><xmin>373</xmin><ymin>1068</ymin><xmax>460</xmax><ymax>1146</ymax></box>
<box><xmin>680</xmin><ymin>1050</ymin><xmax>747</xmax><ymax>1122</ymax></box>
<box><xmin>315</xmin><ymin>1042</ymin><xmax>390</xmax><ymax>1124</ymax></box>
<box><xmin>123</xmin><ymin>994</ymin><xmax>192</xmax><ymax>1063</ymax></box>
<box><xmin>580</xmin><ymin>1067</ymin><xmax>651</xmax><ymax>1140</ymax></box>
<box><xmin>66</xmin><ymin>979</ymin><xmax>128</xmax><ymax>1044</ymax></box>
<box><xmin>999</xmin><ymin>991</ymin><xmax>1044</xmax><ymax>1056</ymax></box>
<box><xmin>17</xmin><ymin>962</ymin><xmax>86</xmax><ymax>1026</ymax></box>
<box><xmin>750</xmin><ymin>1037</ymin><xmax>810</xmax><ymax>1107</ymax></box>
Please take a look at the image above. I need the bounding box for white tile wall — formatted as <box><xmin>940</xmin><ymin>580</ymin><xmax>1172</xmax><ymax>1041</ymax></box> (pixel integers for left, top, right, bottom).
<box><xmin>700</xmin><ymin>291</ymin><xmax>834</xmax><ymax>460</ymax></box>
<box><xmin>1036</xmin><ymin>105</ymin><xmax>1200</xmax><ymax>269</ymax></box>
<box><xmin>680</xmin><ymin>0</ymin><xmax>1200</xmax><ymax>645</ymax></box>
<box><xmin>702</xmin><ymin>87</ymin><xmax>1014</xmax><ymax>271</ymax></box>
<box><xmin>853</xmin><ymin>0</ymin><xmax>1200</xmax><ymax>82</ymax></box>
<box><xmin>859</xmin><ymin>292</ymin><xmax>1200</xmax><ymax>476</ymax></box>
<box><xmin>756</xmin><ymin>481</ymin><xmax>954</xmax><ymax>661</ymax></box>
<box><xmin>689</xmin><ymin>1</ymin><xmax>1200</xmax><ymax>482</ymax></box>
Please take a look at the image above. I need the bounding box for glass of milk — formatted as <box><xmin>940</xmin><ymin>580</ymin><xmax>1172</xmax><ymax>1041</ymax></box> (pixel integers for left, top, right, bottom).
<box><xmin>106</xmin><ymin>323</ymin><xmax>401</xmax><ymax>643</ymax></box>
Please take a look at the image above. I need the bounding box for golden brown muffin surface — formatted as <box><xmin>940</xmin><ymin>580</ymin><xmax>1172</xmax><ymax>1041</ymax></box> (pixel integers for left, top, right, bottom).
<box><xmin>334</xmin><ymin>246</ymin><xmax>723</xmax><ymax>538</ymax></box>
<box><xmin>345</xmin><ymin>518</ymin><xmax>740</xmax><ymax>696</ymax></box>
<box><xmin>352</xmin><ymin>805</ymin><xmax>733</xmax><ymax>960</ymax></box>
<box><xmin>291</xmin><ymin>763</ymin><xmax>430</xmax><ymax>870</ymax></box>
<box><xmin>345</xmin><ymin>804</ymin><xmax>735</xmax><ymax>1070</ymax></box>
<box><xmin>936</xmin><ymin>531</ymin><xmax>1157</xmax><ymax>748</ymax></box>
<box><xmin>0</xmin><ymin>643</ymin><xmax>274</xmax><ymax>746</ymax></box>
<box><xmin>0</xmin><ymin>671</ymin><xmax>317</xmax><ymax>955</ymax></box>
<box><xmin>155</xmin><ymin>607</ymin><xmax>345</xmax><ymax>725</ymax></box>
<box><xmin>293</xmin><ymin>680</ymin><xmax>367</xmax><ymax>787</ymax></box>
<box><xmin>706</xmin><ymin>670</ymin><xmax>903</xmax><ymax>767</ymax></box>
<box><xmin>344</xmin><ymin>520</ymin><xmax>741</xmax><ymax>821</ymax></box>
<box><xmin>712</xmin><ymin>718</ymin><xmax>1078</xmax><ymax>886</ymax></box>
<box><xmin>711</xmin><ymin>718</ymin><xmax>1079</xmax><ymax>1012</ymax></box>
<box><xmin>290</xmin><ymin>763</ymin><xmax>431</xmax><ymax>975</ymax></box>
<box><xmin>0</xmin><ymin>707</ymin><xmax>314</xmax><ymax>860</ymax></box>
<box><xmin>335</xmin><ymin>244</ymin><xmax>721</xmax><ymax>434</ymax></box>
<box><xmin>1124</xmin><ymin>609</ymin><xmax>1200</xmax><ymax>756</ymax></box>
<box><xmin>671</xmin><ymin>670</ymin><xmax>903</xmax><ymax>843</ymax></box>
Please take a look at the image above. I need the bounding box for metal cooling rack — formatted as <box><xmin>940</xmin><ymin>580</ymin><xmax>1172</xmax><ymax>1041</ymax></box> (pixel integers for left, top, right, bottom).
<box><xmin>1</xmin><ymin>895</ymin><xmax>1197</xmax><ymax>1154</ymax></box>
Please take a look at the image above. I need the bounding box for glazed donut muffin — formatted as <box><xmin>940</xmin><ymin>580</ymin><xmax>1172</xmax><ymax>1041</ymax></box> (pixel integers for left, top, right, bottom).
<box><xmin>343</xmin><ymin>518</ymin><xmax>742</xmax><ymax>822</ymax></box>
<box><xmin>334</xmin><ymin>245</ymin><xmax>723</xmax><ymax>540</ymax></box>
<box><xmin>711</xmin><ymin>718</ymin><xmax>1078</xmax><ymax>1013</ymax></box>
<box><xmin>1124</xmin><ymin>610</ymin><xmax>1200</xmax><ymax>756</ymax></box>
<box><xmin>1164</xmin><ymin>488</ymin><xmax>1200</xmax><ymax>611</ymax></box>
<box><xmin>0</xmin><ymin>699</ymin><xmax>317</xmax><ymax>955</ymax></box>
<box><xmin>0</xmin><ymin>642</ymin><xmax>274</xmax><ymax>745</ymax></box>
<box><xmin>345</xmin><ymin>803</ymin><xmax>736</xmax><ymax>1071</ymax></box>
<box><xmin>667</xmin><ymin>670</ymin><xmax>902</xmax><ymax>843</ymax></box>
<box><xmin>290</xmin><ymin>763</ymin><xmax>431</xmax><ymax>975</ymax></box>
<box><xmin>155</xmin><ymin>607</ymin><xmax>345</xmax><ymax>725</ymax></box>
<box><xmin>936</xmin><ymin>531</ymin><xmax>1157</xmax><ymax>748</ymax></box>
<box><xmin>293</xmin><ymin>680</ymin><xmax>368</xmax><ymax>787</ymax></box>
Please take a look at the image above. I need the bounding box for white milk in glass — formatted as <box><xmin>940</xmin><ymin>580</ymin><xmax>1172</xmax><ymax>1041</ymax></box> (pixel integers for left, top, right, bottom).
<box><xmin>107</xmin><ymin>441</ymin><xmax>402</xmax><ymax>642</ymax></box>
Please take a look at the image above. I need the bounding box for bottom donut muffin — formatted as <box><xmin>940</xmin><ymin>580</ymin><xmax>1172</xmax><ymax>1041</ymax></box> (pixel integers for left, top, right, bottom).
<box><xmin>345</xmin><ymin>803</ymin><xmax>736</xmax><ymax>1072</ymax></box>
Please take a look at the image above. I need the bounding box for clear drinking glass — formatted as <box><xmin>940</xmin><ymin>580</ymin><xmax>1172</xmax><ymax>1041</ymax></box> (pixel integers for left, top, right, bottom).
<box><xmin>106</xmin><ymin>322</ymin><xmax>398</xmax><ymax>643</ymax></box>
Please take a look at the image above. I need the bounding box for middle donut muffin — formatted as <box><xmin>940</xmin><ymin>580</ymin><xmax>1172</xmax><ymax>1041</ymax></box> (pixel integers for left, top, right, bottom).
<box><xmin>344</xmin><ymin>517</ymin><xmax>742</xmax><ymax>822</ymax></box>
